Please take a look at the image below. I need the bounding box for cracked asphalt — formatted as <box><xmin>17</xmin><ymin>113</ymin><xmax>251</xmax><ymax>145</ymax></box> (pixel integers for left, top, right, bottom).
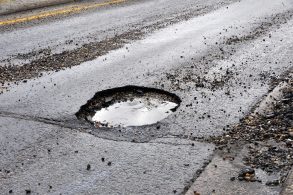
<box><xmin>0</xmin><ymin>0</ymin><xmax>293</xmax><ymax>194</ymax></box>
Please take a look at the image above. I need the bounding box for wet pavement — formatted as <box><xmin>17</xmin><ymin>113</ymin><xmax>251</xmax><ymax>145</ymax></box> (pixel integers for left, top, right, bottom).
<box><xmin>0</xmin><ymin>0</ymin><xmax>293</xmax><ymax>194</ymax></box>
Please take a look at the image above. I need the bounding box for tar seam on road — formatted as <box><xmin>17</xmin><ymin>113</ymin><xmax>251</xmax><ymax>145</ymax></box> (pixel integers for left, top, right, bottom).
<box><xmin>0</xmin><ymin>0</ymin><xmax>126</xmax><ymax>26</ymax></box>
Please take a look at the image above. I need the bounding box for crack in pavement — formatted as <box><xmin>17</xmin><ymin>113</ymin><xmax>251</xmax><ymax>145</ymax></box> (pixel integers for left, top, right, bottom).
<box><xmin>0</xmin><ymin>111</ymin><xmax>76</xmax><ymax>129</ymax></box>
<box><xmin>0</xmin><ymin>111</ymin><xmax>205</xmax><ymax>146</ymax></box>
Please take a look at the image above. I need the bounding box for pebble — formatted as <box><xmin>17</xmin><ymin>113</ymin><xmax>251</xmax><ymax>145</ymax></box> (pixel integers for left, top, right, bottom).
<box><xmin>266</xmin><ymin>180</ymin><xmax>280</xmax><ymax>186</ymax></box>
<box><xmin>238</xmin><ymin>167</ymin><xmax>255</xmax><ymax>181</ymax></box>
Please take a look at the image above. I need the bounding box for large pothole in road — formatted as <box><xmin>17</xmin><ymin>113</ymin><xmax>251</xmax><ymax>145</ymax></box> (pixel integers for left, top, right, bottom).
<box><xmin>76</xmin><ymin>86</ymin><xmax>181</xmax><ymax>128</ymax></box>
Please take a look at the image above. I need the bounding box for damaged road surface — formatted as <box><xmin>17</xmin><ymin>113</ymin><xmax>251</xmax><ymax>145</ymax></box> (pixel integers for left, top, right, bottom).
<box><xmin>0</xmin><ymin>0</ymin><xmax>293</xmax><ymax>194</ymax></box>
<box><xmin>76</xmin><ymin>86</ymin><xmax>181</xmax><ymax>128</ymax></box>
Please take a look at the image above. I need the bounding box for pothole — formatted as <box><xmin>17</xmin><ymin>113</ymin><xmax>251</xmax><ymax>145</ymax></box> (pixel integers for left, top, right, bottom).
<box><xmin>76</xmin><ymin>86</ymin><xmax>181</xmax><ymax>128</ymax></box>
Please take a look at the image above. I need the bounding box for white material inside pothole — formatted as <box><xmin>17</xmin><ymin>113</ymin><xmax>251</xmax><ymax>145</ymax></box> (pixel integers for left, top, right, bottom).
<box><xmin>91</xmin><ymin>97</ymin><xmax>178</xmax><ymax>127</ymax></box>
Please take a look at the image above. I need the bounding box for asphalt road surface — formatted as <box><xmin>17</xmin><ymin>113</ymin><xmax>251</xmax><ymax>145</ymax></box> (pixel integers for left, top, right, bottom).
<box><xmin>0</xmin><ymin>0</ymin><xmax>293</xmax><ymax>194</ymax></box>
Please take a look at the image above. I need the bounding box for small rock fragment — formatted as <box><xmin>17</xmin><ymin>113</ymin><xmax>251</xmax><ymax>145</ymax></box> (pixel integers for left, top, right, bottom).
<box><xmin>238</xmin><ymin>167</ymin><xmax>255</xmax><ymax>181</ymax></box>
<box><xmin>266</xmin><ymin>180</ymin><xmax>280</xmax><ymax>186</ymax></box>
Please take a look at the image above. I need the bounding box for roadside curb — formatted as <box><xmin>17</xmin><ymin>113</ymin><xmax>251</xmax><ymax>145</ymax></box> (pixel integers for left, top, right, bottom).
<box><xmin>0</xmin><ymin>0</ymin><xmax>76</xmax><ymax>15</ymax></box>
<box><xmin>281</xmin><ymin>169</ymin><xmax>293</xmax><ymax>195</ymax></box>
<box><xmin>281</xmin><ymin>73</ymin><xmax>293</xmax><ymax>195</ymax></box>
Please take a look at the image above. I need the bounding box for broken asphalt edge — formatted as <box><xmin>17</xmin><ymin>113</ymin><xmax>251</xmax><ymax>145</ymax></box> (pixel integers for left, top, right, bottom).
<box><xmin>185</xmin><ymin>71</ymin><xmax>292</xmax><ymax>194</ymax></box>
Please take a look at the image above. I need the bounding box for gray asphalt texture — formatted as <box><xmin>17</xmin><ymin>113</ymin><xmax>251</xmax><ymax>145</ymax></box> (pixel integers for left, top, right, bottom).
<box><xmin>0</xmin><ymin>0</ymin><xmax>293</xmax><ymax>194</ymax></box>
